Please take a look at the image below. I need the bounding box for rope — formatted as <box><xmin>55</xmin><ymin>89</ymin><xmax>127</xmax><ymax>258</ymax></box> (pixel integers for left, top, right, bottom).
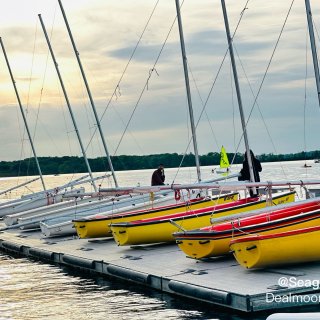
<box><xmin>189</xmin><ymin>66</ymin><xmax>219</xmax><ymax>150</ymax></box>
<box><xmin>147</xmin><ymin>68</ymin><xmax>159</xmax><ymax>90</ymax></box>
<box><xmin>32</xmin><ymin>6</ymin><xmax>66</xmax><ymax>161</ymax></box>
<box><xmin>228</xmin><ymin>1</ymin><xmax>295</xmax><ymax>175</ymax></box>
<box><xmin>13</xmin><ymin>3</ymin><xmax>64</xmax><ymax>185</ymax></box>
<box><xmin>232</xmin><ymin>45</ymin><xmax>288</xmax><ymax>178</ymax></box>
<box><xmin>172</xmin><ymin>0</ymin><xmax>250</xmax><ymax>184</ymax></box>
<box><xmin>15</xmin><ymin>18</ymin><xmax>42</xmax><ymax>185</ymax></box>
<box><xmin>229</xmin><ymin>58</ymin><xmax>237</xmax><ymax>152</ymax></box>
<box><xmin>303</xmin><ymin>29</ymin><xmax>308</xmax><ymax>167</ymax></box>
<box><xmin>15</xmin><ymin>105</ymin><xmax>25</xmax><ymax>179</ymax></box>
<box><xmin>237</xmin><ymin>1</ymin><xmax>295</xmax><ymax>151</ymax></box>
<box><xmin>112</xmin><ymin>2</ymin><xmax>183</xmax><ymax>158</ymax></box>
<box><xmin>84</xmin><ymin>0</ymin><xmax>160</xmax><ymax>153</ymax></box>
<box><xmin>26</xmin><ymin>20</ymin><xmax>38</xmax><ymax>177</ymax></box>
<box><xmin>231</xmin><ymin>222</ymin><xmax>260</xmax><ymax>239</ymax></box>
<box><xmin>312</xmin><ymin>14</ymin><xmax>320</xmax><ymax>46</ymax></box>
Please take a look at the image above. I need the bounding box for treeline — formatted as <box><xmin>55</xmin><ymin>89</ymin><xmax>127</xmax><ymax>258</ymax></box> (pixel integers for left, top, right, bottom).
<box><xmin>0</xmin><ymin>150</ymin><xmax>319</xmax><ymax>177</ymax></box>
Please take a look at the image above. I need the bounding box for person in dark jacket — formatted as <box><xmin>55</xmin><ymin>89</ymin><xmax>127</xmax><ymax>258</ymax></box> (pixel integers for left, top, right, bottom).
<box><xmin>238</xmin><ymin>150</ymin><xmax>262</xmax><ymax>197</ymax></box>
<box><xmin>151</xmin><ymin>164</ymin><xmax>165</xmax><ymax>186</ymax></box>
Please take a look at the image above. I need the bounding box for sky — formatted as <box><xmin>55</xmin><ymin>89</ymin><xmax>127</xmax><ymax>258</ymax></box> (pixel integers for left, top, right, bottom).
<box><xmin>0</xmin><ymin>0</ymin><xmax>320</xmax><ymax>162</ymax></box>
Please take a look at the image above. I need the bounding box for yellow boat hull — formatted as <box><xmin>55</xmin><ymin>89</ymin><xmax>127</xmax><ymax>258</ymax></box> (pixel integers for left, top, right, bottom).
<box><xmin>230</xmin><ymin>225</ymin><xmax>320</xmax><ymax>269</ymax></box>
<box><xmin>74</xmin><ymin>193</ymin><xmax>238</xmax><ymax>238</ymax></box>
<box><xmin>176</xmin><ymin>210</ymin><xmax>319</xmax><ymax>259</ymax></box>
<box><xmin>111</xmin><ymin>192</ymin><xmax>295</xmax><ymax>246</ymax></box>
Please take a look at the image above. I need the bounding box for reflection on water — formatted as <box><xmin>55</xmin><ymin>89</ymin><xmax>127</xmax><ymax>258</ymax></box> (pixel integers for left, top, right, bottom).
<box><xmin>0</xmin><ymin>253</ymin><xmax>270</xmax><ymax>320</ymax></box>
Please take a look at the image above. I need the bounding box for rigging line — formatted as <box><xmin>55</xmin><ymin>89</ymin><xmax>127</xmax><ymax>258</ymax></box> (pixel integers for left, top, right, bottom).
<box><xmin>16</xmin><ymin>109</ymin><xmax>27</xmax><ymax>177</ymax></box>
<box><xmin>172</xmin><ymin>49</ymin><xmax>229</xmax><ymax>184</ymax></box>
<box><xmin>16</xmin><ymin>37</ymin><xmax>33</xmax><ymax>177</ymax></box>
<box><xmin>26</xmin><ymin>5</ymin><xmax>59</xmax><ymax>177</ymax></box>
<box><xmin>111</xmin><ymin>106</ymin><xmax>146</xmax><ymax>154</ymax></box>
<box><xmin>69</xmin><ymin>47</ymin><xmax>98</xmax><ymax>157</ymax></box>
<box><xmin>81</xmin><ymin>90</ymin><xmax>96</xmax><ymax>156</ymax></box>
<box><xmin>84</xmin><ymin>0</ymin><xmax>160</xmax><ymax>153</ymax></box>
<box><xmin>15</xmin><ymin>106</ymin><xmax>26</xmax><ymax>179</ymax></box>
<box><xmin>25</xmin><ymin>108</ymin><xmax>64</xmax><ymax>156</ymax></box>
<box><xmin>26</xmin><ymin>20</ymin><xmax>37</xmax><ymax>139</ymax></box>
<box><xmin>34</xmin><ymin>21</ymin><xmax>47</xmax><ymax>144</ymax></box>
<box><xmin>304</xmin><ymin>30</ymin><xmax>308</xmax><ymax>165</ymax></box>
<box><xmin>230</xmin><ymin>59</ymin><xmax>236</xmax><ymax>151</ymax></box>
<box><xmin>312</xmin><ymin>18</ymin><xmax>320</xmax><ymax>41</ymax></box>
<box><xmin>16</xmin><ymin>82</ymin><xmax>67</xmax><ymax>158</ymax></box>
<box><xmin>197</xmin><ymin>0</ymin><xmax>249</xmax><ymax>152</ymax></box>
<box><xmin>223</xmin><ymin>56</ymin><xmax>237</xmax><ymax>160</ymax></box>
<box><xmin>312</xmin><ymin>15</ymin><xmax>320</xmax><ymax>50</ymax></box>
<box><xmin>88</xmin><ymin>100</ymin><xmax>146</xmax><ymax>177</ymax></box>
<box><xmin>56</xmin><ymin>77</ymin><xmax>73</xmax><ymax>156</ymax></box>
<box><xmin>112</xmin><ymin>1</ymin><xmax>184</xmax><ymax>157</ymax></box>
<box><xmin>34</xmin><ymin>37</ymin><xmax>59</xmax><ymax>155</ymax></box>
<box><xmin>184</xmin><ymin>92</ymin><xmax>193</xmax><ymax>183</ymax></box>
<box><xmin>232</xmin><ymin>45</ymin><xmax>287</xmax><ymax>178</ymax></box>
<box><xmin>14</xmin><ymin>83</ymin><xmax>28</xmax><ymax>177</ymax></box>
<box><xmin>172</xmin><ymin>0</ymin><xmax>250</xmax><ymax>183</ymax></box>
<box><xmin>24</xmin><ymin>20</ymin><xmax>39</xmax><ymax>176</ymax></box>
<box><xmin>229</xmin><ymin>1</ymin><xmax>295</xmax><ymax>171</ymax></box>
<box><xmin>26</xmin><ymin>21</ymin><xmax>40</xmax><ymax>176</ymax></box>
<box><xmin>239</xmin><ymin>0</ymin><xmax>295</xmax><ymax>143</ymax></box>
<box><xmin>34</xmin><ymin>8</ymin><xmax>64</xmax><ymax>159</ymax></box>
<box><xmin>32</xmin><ymin>6</ymin><xmax>63</xmax><ymax>156</ymax></box>
<box><xmin>189</xmin><ymin>65</ymin><xmax>219</xmax><ymax>150</ymax></box>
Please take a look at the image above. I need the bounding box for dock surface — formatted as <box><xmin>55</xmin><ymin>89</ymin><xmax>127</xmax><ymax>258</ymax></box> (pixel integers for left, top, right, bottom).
<box><xmin>0</xmin><ymin>223</ymin><xmax>319</xmax><ymax>313</ymax></box>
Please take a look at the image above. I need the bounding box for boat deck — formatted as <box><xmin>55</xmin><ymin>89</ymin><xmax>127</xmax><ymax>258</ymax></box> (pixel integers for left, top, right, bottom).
<box><xmin>0</xmin><ymin>222</ymin><xmax>319</xmax><ymax>313</ymax></box>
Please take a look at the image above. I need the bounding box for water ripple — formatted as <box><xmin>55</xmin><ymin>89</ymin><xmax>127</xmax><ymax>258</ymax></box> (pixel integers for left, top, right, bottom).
<box><xmin>0</xmin><ymin>254</ymin><xmax>214</xmax><ymax>320</ymax></box>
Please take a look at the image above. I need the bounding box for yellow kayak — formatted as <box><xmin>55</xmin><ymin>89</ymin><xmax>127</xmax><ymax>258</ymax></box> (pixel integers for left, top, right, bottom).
<box><xmin>174</xmin><ymin>196</ymin><xmax>319</xmax><ymax>259</ymax></box>
<box><xmin>230</xmin><ymin>224</ymin><xmax>320</xmax><ymax>269</ymax></box>
<box><xmin>110</xmin><ymin>191</ymin><xmax>295</xmax><ymax>246</ymax></box>
<box><xmin>73</xmin><ymin>192</ymin><xmax>239</xmax><ymax>238</ymax></box>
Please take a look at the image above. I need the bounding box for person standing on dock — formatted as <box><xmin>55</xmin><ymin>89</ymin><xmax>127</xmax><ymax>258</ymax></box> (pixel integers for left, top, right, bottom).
<box><xmin>151</xmin><ymin>164</ymin><xmax>165</xmax><ymax>186</ymax></box>
<box><xmin>238</xmin><ymin>150</ymin><xmax>262</xmax><ymax>197</ymax></box>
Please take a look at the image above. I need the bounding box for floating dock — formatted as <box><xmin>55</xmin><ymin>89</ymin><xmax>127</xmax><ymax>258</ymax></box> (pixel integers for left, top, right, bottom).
<box><xmin>0</xmin><ymin>223</ymin><xmax>319</xmax><ymax>313</ymax></box>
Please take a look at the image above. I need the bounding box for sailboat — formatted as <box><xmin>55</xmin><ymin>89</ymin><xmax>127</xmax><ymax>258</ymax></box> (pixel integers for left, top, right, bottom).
<box><xmin>1</xmin><ymin>7</ymin><xmax>178</xmax><ymax>235</ymax></box>
<box><xmin>230</xmin><ymin>224</ymin><xmax>320</xmax><ymax>269</ymax></box>
<box><xmin>32</xmin><ymin>2</ymin><xmax>244</xmax><ymax>239</ymax></box>
<box><xmin>109</xmin><ymin>191</ymin><xmax>295</xmax><ymax>246</ymax></box>
<box><xmin>228</xmin><ymin>0</ymin><xmax>320</xmax><ymax>270</ymax></box>
<box><xmin>215</xmin><ymin>146</ymin><xmax>230</xmax><ymax>175</ymax></box>
<box><xmin>70</xmin><ymin>192</ymin><xmax>238</xmax><ymax>239</ymax></box>
<box><xmin>172</xmin><ymin>0</ymin><xmax>320</xmax><ymax>262</ymax></box>
<box><xmin>173</xmin><ymin>197</ymin><xmax>320</xmax><ymax>259</ymax></box>
<box><xmin>105</xmin><ymin>0</ymin><xmax>320</xmax><ymax>248</ymax></box>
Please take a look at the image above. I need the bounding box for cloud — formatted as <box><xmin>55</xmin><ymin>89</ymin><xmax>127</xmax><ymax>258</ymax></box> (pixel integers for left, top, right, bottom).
<box><xmin>0</xmin><ymin>0</ymin><xmax>319</xmax><ymax>162</ymax></box>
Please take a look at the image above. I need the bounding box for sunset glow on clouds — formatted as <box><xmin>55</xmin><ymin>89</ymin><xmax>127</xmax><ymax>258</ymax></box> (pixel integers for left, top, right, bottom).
<box><xmin>0</xmin><ymin>0</ymin><xmax>319</xmax><ymax>161</ymax></box>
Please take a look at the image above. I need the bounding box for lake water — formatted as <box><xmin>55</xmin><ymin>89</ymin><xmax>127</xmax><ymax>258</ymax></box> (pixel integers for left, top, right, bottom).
<box><xmin>0</xmin><ymin>160</ymin><xmax>319</xmax><ymax>320</ymax></box>
<box><xmin>0</xmin><ymin>252</ymin><xmax>270</xmax><ymax>320</ymax></box>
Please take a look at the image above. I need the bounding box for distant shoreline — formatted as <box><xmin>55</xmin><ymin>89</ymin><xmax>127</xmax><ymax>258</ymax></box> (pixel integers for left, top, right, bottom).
<box><xmin>0</xmin><ymin>151</ymin><xmax>318</xmax><ymax>177</ymax></box>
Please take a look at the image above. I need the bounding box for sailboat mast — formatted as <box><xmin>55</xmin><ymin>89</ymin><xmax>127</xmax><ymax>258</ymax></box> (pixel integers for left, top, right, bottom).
<box><xmin>220</xmin><ymin>0</ymin><xmax>256</xmax><ymax>188</ymax></box>
<box><xmin>305</xmin><ymin>0</ymin><xmax>320</xmax><ymax>108</ymax></box>
<box><xmin>57</xmin><ymin>0</ymin><xmax>118</xmax><ymax>187</ymax></box>
<box><xmin>175</xmin><ymin>0</ymin><xmax>201</xmax><ymax>182</ymax></box>
<box><xmin>38</xmin><ymin>14</ymin><xmax>97</xmax><ymax>192</ymax></box>
<box><xmin>0</xmin><ymin>38</ymin><xmax>46</xmax><ymax>191</ymax></box>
